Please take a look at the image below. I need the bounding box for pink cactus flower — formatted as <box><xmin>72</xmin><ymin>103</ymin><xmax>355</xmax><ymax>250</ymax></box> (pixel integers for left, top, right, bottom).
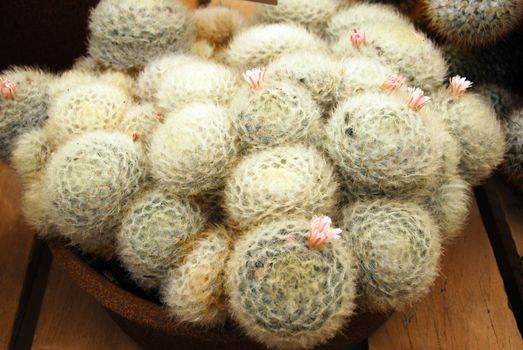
<box><xmin>449</xmin><ymin>75</ymin><xmax>472</xmax><ymax>97</ymax></box>
<box><xmin>0</xmin><ymin>78</ymin><xmax>16</xmax><ymax>100</ymax></box>
<box><xmin>381</xmin><ymin>74</ymin><xmax>405</xmax><ymax>92</ymax></box>
<box><xmin>350</xmin><ymin>29</ymin><xmax>366</xmax><ymax>49</ymax></box>
<box><xmin>407</xmin><ymin>87</ymin><xmax>431</xmax><ymax>112</ymax></box>
<box><xmin>243</xmin><ymin>67</ymin><xmax>265</xmax><ymax>91</ymax></box>
<box><xmin>307</xmin><ymin>215</ymin><xmax>341</xmax><ymax>249</ymax></box>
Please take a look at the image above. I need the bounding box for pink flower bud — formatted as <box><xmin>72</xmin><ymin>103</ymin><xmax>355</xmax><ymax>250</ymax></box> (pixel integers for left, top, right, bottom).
<box><xmin>307</xmin><ymin>215</ymin><xmax>341</xmax><ymax>249</ymax></box>
<box><xmin>350</xmin><ymin>29</ymin><xmax>366</xmax><ymax>49</ymax></box>
<box><xmin>243</xmin><ymin>67</ymin><xmax>265</xmax><ymax>91</ymax></box>
<box><xmin>381</xmin><ymin>74</ymin><xmax>405</xmax><ymax>92</ymax></box>
<box><xmin>449</xmin><ymin>75</ymin><xmax>472</xmax><ymax>97</ymax></box>
<box><xmin>407</xmin><ymin>87</ymin><xmax>431</xmax><ymax>112</ymax></box>
<box><xmin>0</xmin><ymin>78</ymin><xmax>16</xmax><ymax>100</ymax></box>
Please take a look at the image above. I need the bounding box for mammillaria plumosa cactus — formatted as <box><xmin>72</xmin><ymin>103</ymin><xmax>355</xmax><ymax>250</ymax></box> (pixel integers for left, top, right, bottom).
<box><xmin>87</xmin><ymin>0</ymin><xmax>192</xmax><ymax>69</ymax></box>
<box><xmin>342</xmin><ymin>199</ymin><xmax>441</xmax><ymax>311</ymax></box>
<box><xmin>0</xmin><ymin>67</ymin><xmax>54</xmax><ymax>160</ymax></box>
<box><xmin>10</xmin><ymin>128</ymin><xmax>52</xmax><ymax>185</ymax></box>
<box><xmin>224</xmin><ymin>145</ymin><xmax>339</xmax><ymax>229</ymax></box>
<box><xmin>420</xmin><ymin>0</ymin><xmax>523</xmax><ymax>49</ymax></box>
<box><xmin>117</xmin><ymin>188</ymin><xmax>206</xmax><ymax>289</ymax></box>
<box><xmin>44</xmin><ymin>131</ymin><xmax>145</xmax><ymax>256</ymax></box>
<box><xmin>226</xmin><ymin>218</ymin><xmax>357</xmax><ymax>349</ymax></box>
<box><xmin>230</xmin><ymin>73</ymin><xmax>322</xmax><ymax>150</ymax></box>
<box><xmin>501</xmin><ymin>107</ymin><xmax>523</xmax><ymax>190</ymax></box>
<box><xmin>148</xmin><ymin>103</ymin><xmax>238</xmax><ymax>196</ymax></box>
<box><xmin>225</xmin><ymin>23</ymin><xmax>327</xmax><ymax>70</ymax></box>
<box><xmin>161</xmin><ymin>226</ymin><xmax>231</xmax><ymax>326</ymax></box>
<box><xmin>325</xmin><ymin>92</ymin><xmax>442</xmax><ymax>198</ymax></box>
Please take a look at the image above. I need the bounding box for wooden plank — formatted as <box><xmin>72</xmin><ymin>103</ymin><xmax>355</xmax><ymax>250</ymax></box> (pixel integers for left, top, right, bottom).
<box><xmin>494</xmin><ymin>177</ymin><xmax>523</xmax><ymax>257</ymax></box>
<box><xmin>32</xmin><ymin>262</ymin><xmax>140</xmax><ymax>350</ymax></box>
<box><xmin>368</xmin><ymin>199</ymin><xmax>523</xmax><ymax>350</ymax></box>
<box><xmin>0</xmin><ymin>162</ymin><xmax>36</xmax><ymax>349</ymax></box>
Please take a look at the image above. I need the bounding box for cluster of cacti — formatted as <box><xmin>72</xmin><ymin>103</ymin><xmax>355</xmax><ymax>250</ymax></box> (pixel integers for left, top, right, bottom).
<box><xmin>1</xmin><ymin>1</ymin><xmax>515</xmax><ymax>349</ymax></box>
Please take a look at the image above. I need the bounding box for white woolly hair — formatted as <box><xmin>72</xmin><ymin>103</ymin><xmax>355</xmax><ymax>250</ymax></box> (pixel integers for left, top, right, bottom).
<box><xmin>21</xmin><ymin>177</ymin><xmax>55</xmax><ymax>238</ymax></box>
<box><xmin>45</xmin><ymin>82</ymin><xmax>130</xmax><ymax>148</ymax></box>
<box><xmin>44</xmin><ymin>131</ymin><xmax>145</xmax><ymax>255</ymax></box>
<box><xmin>193</xmin><ymin>5</ymin><xmax>244</xmax><ymax>48</ymax></box>
<box><xmin>428</xmin><ymin>90</ymin><xmax>507</xmax><ymax>185</ymax></box>
<box><xmin>87</xmin><ymin>0</ymin><xmax>192</xmax><ymax>69</ymax></box>
<box><xmin>326</xmin><ymin>92</ymin><xmax>443</xmax><ymax>198</ymax></box>
<box><xmin>116</xmin><ymin>188</ymin><xmax>206</xmax><ymax>290</ymax></box>
<box><xmin>226</xmin><ymin>219</ymin><xmax>358</xmax><ymax>350</ymax></box>
<box><xmin>253</xmin><ymin>0</ymin><xmax>342</xmax><ymax>37</ymax></box>
<box><xmin>224</xmin><ymin>145</ymin><xmax>339</xmax><ymax>229</ymax></box>
<box><xmin>342</xmin><ymin>198</ymin><xmax>442</xmax><ymax>311</ymax></box>
<box><xmin>265</xmin><ymin>51</ymin><xmax>344</xmax><ymax>112</ymax></box>
<box><xmin>136</xmin><ymin>53</ymin><xmax>198</xmax><ymax>102</ymax></box>
<box><xmin>325</xmin><ymin>2</ymin><xmax>412</xmax><ymax>42</ymax></box>
<box><xmin>225</xmin><ymin>23</ymin><xmax>327</xmax><ymax>70</ymax></box>
<box><xmin>155</xmin><ymin>60</ymin><xmax>238</xmax><ymax>112</ymax></box>
<box><xmin>149</xmin><ymin>103</ymin><xmax>238</xmax><ymax>196</ymax></box>
<box><xmin>337</xmin><ymin>57</ymin><xmax>396</xmax><ymax>100</ymax></box>
<box><xmin>161</xmin><ymin>226</ymin><xmax>231</xmax><ymax>326</ymax></box>
<box><xmin>229</xmin><ymin>79</ymin><xmax>321</xmax><ymax>150</ymax></box>
<box><xmin>331</xmin><ymin>21</ymin><xmax>447</xmax><ymax>92</ymax></box>
<box><xmin>118</xmin><ymin>103</ymin><xmax>164</xmax><ymax>149</ymax></box>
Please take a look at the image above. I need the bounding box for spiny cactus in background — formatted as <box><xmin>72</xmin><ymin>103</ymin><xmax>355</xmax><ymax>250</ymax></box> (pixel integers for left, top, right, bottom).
<box><xmin>0</xmin><ymin>67</ymin><xmax>54</xmax><ymax>160</ymax></box>
<box><xmin>161</xmin><ymin>226</ymin><xmax>231</xmax><ymax>326</ymax></box>
<box><xmin>225</xmin><ymin>23</ymin><xmax>327</xmax><ymax>70</ymax></box>
<box><xmin>136</xmin><ymin>53</ymin><xmax>196</xmax><ymax>102</ymax></box>
<box><xmin>230</xmin><ymin>78</ymin><xmax>321</xmax><ymax>150</ymax></box>
<box><xmin>325</xmin><ymin>93</ymin><xmax>442</xmax><ymax>198</ymax></box>
<box><xmin>156</xmin><ymin>60</ymin><xmax>238</xmax><ymax>112</ymax></box>
<box><xmin>44</xmin><ymin>131</ymin><xmax>145</xmax><ymax>256</ymax></box>
<box><xmin>193</xmin><ymin>5</ymin><xmax>244</xmax><ymax>49</ymax></box>
<box><xmin>117</xmin><ymin>188</ymin><xmax>206</xmax><ymax>290</ymax></box>
<box><xmin>45</xmin><ymin>82</ymin><xmax>130</xmax><ymax>148</ymax></box>
<box><xmin>501</xmin><ymin>107</ymin><xmax>523</xmax><ymax>190</ymax></box>
<box><xmin>149</xmin><ymin>103</ymin><xmax>238</xmax><ymax>196</ymax></box>
<box><xmin>10</xmin><ymin>128</ymin><xmax>52</xmax><ymax>185</ymax></box>
<box><xmin>253</xmin><ymin>0</ymin><xmax>342</xmax><ymax>37</ymax></box>
<box><xmin>331</xmin><ymin>21</ymin><xmax>447</xmax><ymax>92</ymax></box>
<box><xmin>337</xmin><ymin>57</ymin><xmax>396</xmax><ymax>99</ymax></box>
<box><xmin>72</xmin><ymin>55</ymin><xmax>105</xmax><ymax>73</ymax></box>
<box><xmin>325</xmin><ymin>2</ymin><xmax>413</xmax><ymax>42</ymax></box>
<box><xmin>342</xmin><ymin>199</ymin><xmax>441</xmax><ymax>311</ymax></box>
<box><xmin>475</xmin><ymin>84</ymin><xmax>523</xmax><ymax>119</ymax></box>
<box><xmin>87</xmin><ymin>0</ymin><xmax>192</xmax><ymax>70</ymax></box>
<box><xmin>118</xmin><ymin>103</ymin><xmax>164</xmax><ymax>150</ymax></box>
<box><xmin>226</xmin><ymin>219</ymin><xmax>357</xmax><ymax>350</ymax></box>
<box><xmin>420</xmin><ymin>0</ymin><xmax>523</xmax><ymax>49</ymax></box>
<box><xmin>415</xmin><ymin>174</ymin><xmax>471</xmax><ymax>242</ymax></box>
<box><xmin>429</xmin><ymin>88</ymin><xmax>506</xmax><ymax>185</ymax></box>
<box><xmin>265</xmin><ymin>51</ymin><xmax>344</xmax><ymax>114</ymax></box>
<box><xmin>443</xmin><ymin>31</ymin><xmax>523</xmax><ymax>88</ymax></box>
<box><xmin>224</xmin><ymin>145</ymin><xmax>339</xmax><ymax>229</ymax></box>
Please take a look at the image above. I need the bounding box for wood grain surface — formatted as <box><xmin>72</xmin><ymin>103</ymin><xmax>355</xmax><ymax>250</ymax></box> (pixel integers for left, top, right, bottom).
<box><xmin>368</xmin><ymin>199</ymin><xmax>523</xmax><ymax>350</ymax></box>
<box><xmin>0</xmin><ymin>162</ymin><xmax>36</xmax><ymax>349</ymax></box>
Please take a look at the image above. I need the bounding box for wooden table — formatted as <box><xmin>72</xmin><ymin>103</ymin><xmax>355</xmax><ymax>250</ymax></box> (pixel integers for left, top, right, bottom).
<box><xmin>1</xmin><ymin>158</ymin><xmax>523</xmax><ymax>350</ymax></box>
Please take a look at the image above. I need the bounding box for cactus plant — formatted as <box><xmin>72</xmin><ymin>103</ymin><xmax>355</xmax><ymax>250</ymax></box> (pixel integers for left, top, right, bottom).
<box><xmin>342</xmin><ymin>198</ymin><xmax>441</xmax><ymax>311</ymax></box>
<box><xmin>43</xmin><ymin>131</ymin><xmax>145</xmax><ymax>255</ymax></box>
<box><xmin>0</xmin><ymin>67</ymin><xmax>54</xmax><ymax>160</ymax></box>
<box><xmin>10</xmin><ymin>128</ymin><xmax>52</xmax><ymax>185</ymax></box>
<box><xmin>118</xmin><ymin>103</ymin><xmax>164</xmax><ymax>149</ymax></box>
<box><xmin>501</xmin><ymin>107</ymin><xmax>523</xmax><ymax>190</ymax></box>
<box><xmin>325</xmin><ymin>92</ymin><xmax>442</xmax><ymax>198</ymax></box>
<box><xmin>229</xmin><ymin>79</ymin><xmax>321</xmax><ymax>150</ymax></box>
<box><xmin>193</xmin><ymin>5</ymin><xmax>244</xmax><ymax>48</ymax></box>
<box><xmin>87</xmin><ymin>0</ymin><xmax>192</xmax><ymax>69</ymax></box>
<box><xmin>149</xmin><ymin>103</ymin><xmax>238</xmax><ymax>196</ymax></box>
<box><xmin>337</xmin><ymin>57</ymin><xmax>396</xmax><ymax>99</ymax></box>
<box><xmin>116</xmin><ymin>188</ymin><xmax>206</xmax><ymax>290</ymax></box>
<box><xmin>420</xmin><ymin>0</ymin><xmax>523</xmax><ymax>49</ymax></box>
<box><xmin>226</xmin><ymin>218</ymin><xmax>357</xmax><ymax>350</ymax></box>
<box><xmin>161</xmin><ymin>226</ymin><xmax>231</xmax><ymax>326</ymax></box>
<box><xmin>224</xmin><ymin>145</ymin><xmax>339</xmax><ymax>229</ymax></box>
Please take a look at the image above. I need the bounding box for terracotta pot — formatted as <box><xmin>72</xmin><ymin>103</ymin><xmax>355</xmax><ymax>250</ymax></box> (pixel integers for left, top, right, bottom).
<box><xmin>48</xmin><ymin>239</ymin><xmax>391</xmax><ymax>350</ymax></box>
